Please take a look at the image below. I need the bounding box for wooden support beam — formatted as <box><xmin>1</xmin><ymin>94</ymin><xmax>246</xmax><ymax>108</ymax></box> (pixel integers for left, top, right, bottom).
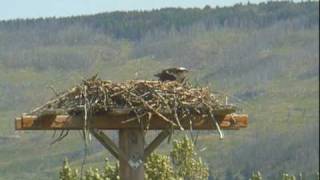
<box><xmin>144</xmin><ymin>129</ymin><xmax>170</xmax><ymax>160</ymax></box>
<box><xmin>89</xmin><ymin>129</ymin><xmax>126</xmax><ymax>161</ymax></box>
<box><xmin>119</xmin><ymin>129</ymin><xmax>144</xmax><ymax>180</ymax></box>
<box><xmin>15</xmin><ymin>113</ymin><xmax>248</xmax><ymax>130</ymax></box>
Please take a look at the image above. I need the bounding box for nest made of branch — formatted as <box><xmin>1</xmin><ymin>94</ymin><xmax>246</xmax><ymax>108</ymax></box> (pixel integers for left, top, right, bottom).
<box><xmin>30</xmin><ymin>77</ymin><xmax>237</xmax><ymax>129</ymax></box>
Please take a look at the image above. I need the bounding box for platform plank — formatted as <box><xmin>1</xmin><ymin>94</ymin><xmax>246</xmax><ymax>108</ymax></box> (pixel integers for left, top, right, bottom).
<box><xmin>15</xmin><ymin>113</ymin><xmax>248</xmax><ymax>130</ymax></box>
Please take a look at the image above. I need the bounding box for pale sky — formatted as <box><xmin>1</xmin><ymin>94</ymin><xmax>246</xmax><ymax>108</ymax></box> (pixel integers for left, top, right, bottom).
<box><xmin>0</xmin><ymin>0</ymin><xmax>268</xmax><ymax>20</ymax></box>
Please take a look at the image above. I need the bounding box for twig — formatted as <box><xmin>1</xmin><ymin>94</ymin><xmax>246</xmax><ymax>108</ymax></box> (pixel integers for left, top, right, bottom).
<box><xmin>48</xmin><ymin>85</ymin><xmax>60</xmax><ymax>97</ymax></box>
<box><xmin>173</xmin><ymin>89</ymin><xmax>184</xmax><ymax>130</ymax></box>
<box><xmin>30</xmin><ymin>86</ymin><xmax>80</xmax><ymax>114</ymax></box>
<box><xmin>140</xmin><ymin>97</ymin><xmax>177</xmax><ymax>127</ymax></box>
<box><xmin>128</xmin><ymin>91</ymin><xmax>177</xmax><ymax>127</ymax></box>
<box><xmin>50</xmin><ymin>130</ymin><xmax>69</xmax><ymax>145</ymax></box>
<box><xmin>203</xmin><ymin>102</ymin><xmax>224</xmax><ymax>139</ymax></box>
<box><xmin>208</xmin><ymin>110</ymin><xmax>224</xmax><ymax>139</ymax></box>
<box><xmin>122</xmin><ymin>113</ymin><xmax>147</xmax><ymax>124</ymax></box>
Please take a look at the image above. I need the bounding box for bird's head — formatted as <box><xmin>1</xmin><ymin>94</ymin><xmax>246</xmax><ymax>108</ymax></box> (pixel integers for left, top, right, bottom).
<box><xmin>176</xmin><ymin>67</ymin><xmax>189</xmax><ymax>72</ymax></box>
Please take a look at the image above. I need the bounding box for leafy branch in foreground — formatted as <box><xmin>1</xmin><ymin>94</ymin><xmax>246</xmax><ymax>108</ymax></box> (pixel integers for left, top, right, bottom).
<box><xmin>59</xmin><ymin>137</ymin><xmax>208</xmax><ymax>180</ymax></box>
<box><xmin>59</xmin><ymin>137</ymin><xmax>318</xmax><ymax>180</ymax></box>
<box><xmin>144</xmin><ymin>153</ymin><xmax>174</xmax><ymax>180</ymax></box>
<box><xmin>170</xmin><ymin>136</ymin><xmax>209</xmax><ymax>179</ymax></box>
<box><xmin>249</xmin><ymin>171</ymin><xmax>320</xmax><ymax>180</ymax></box>
<box><xmin>59</xmin><ymin>158</ymin><xmax>79</xmax><ymax>180</ymax></box>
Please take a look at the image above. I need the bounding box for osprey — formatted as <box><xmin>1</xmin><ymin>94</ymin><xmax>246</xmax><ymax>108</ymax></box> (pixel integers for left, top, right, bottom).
<box><xmin>154</xmin><ymin>67</ymin><xmax>189</xmax><ymax>83</ymax></box>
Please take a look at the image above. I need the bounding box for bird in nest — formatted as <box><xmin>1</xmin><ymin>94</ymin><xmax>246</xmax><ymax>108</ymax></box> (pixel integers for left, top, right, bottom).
<box><xmin>154</xmin><ymin>67</ymin><xmax>189</xmax><ymax>83</ymax></box>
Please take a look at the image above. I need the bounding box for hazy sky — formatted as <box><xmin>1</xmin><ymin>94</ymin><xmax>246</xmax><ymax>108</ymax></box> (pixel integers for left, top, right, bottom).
<box><xmin>0</xmin><ymin>0</ymin><xmax>267</xmax><ymax>20</ymax></box>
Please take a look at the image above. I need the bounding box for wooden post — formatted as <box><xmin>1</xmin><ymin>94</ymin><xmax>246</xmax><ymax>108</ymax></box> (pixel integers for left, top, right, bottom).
<box><xmin>119</xmin><ymin>129</ymin><xmax>144</xmax><ymax>180</ymax></box>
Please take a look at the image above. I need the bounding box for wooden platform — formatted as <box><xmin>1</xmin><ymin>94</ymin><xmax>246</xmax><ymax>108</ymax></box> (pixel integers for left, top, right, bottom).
<box><xmin>14</xmin><ymin>111</ymin><xmax>248</xmax><ymax>180</ymax></box>
<box><xmin>15</xmin><ymin>113</ymin><xmax>248</xmax><ymax>130</ymax></box>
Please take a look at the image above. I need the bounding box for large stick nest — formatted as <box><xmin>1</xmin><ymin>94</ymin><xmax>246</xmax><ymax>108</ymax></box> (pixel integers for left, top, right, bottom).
<box><xmin>30</xmin><ymin>76</ymin><xmax>237</xmax><ymax>129</ymax></box>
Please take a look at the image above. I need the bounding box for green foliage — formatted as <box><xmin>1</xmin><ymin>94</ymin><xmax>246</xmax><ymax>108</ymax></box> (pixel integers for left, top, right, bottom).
<box><xmin>59</xmin><ymin>157</ymin><xmax>319</xmax><ymax>180</ymax></box>
<box><xmin>171</xmin><ymin>136</ymin><xmax>209</xmax><ymax>179</ymax></box>
<box><xmin>59</xmin><ymin>158</ymin><xmax>119</xmax><ymax>180</ymax></box>
<box><xmin>85</xmin><ymin>168</ymin><xmax>103</xmax><ymax>180</ymax></box>
<box><xmin>102</xmin><ymin>158</ymin><xmax>119</xmax><ymax>180</ymax></box>
<box><xmin>59</xmin><ymin>158</ymin><xmax>78</xmax><ymax>180</ymax></box>
<box><xmin>250</xmin><ymin>171</ymin><xmax>320</xmax><ymax>180</ymax></box>
<box><xmin>145</xmin><ymin>137</ymin><xmax>209</xmax><ymax>179</ymax></box>
<box><xmin>281</xmin><ymin>173</ymin><xmax>296</xmax><ymax>180</ymax></box>
<box><xmin>0</xmin><ymin>1</ymin><xmax>317</xmax><ymax>40</ymax></box>
<box><xmin>145</xmin><ymin>153</ymin><xmax>174</xmax><ymax>180</ymax></box>
<box><xmin>250</xmin><ymin>171</ymin><xmax>263</xmax><ymax>180</ymax></box>
<box><xmin>59</xmin><ymin>137</ymin><xmax>208</xmax><ymax>180</ymax></box>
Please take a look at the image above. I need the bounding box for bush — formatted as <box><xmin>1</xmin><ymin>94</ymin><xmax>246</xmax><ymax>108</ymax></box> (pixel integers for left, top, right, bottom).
<box><xmin>59</xmin><ymin>158</ymin><xmax>78</xmax><ymax>180</ymax></box>
<box><xmin>59</xmin><ymin>137</ymin><xmax>208</xmax><ymax>180</ymax></box>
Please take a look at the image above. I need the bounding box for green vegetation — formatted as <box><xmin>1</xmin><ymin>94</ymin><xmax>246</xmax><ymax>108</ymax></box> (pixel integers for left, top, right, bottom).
<box><xmin>0</xmin><ymin>1</ymin><xmax>318</xmax><ymax>179</ymax></box>
<box><xmin>59</xmin><ymin>137</ymin><xmax>208</xmax><ymax>180</ymax></box>
<box><xmin>0</xmin><ymin>1</ymin><xmax>317</xmax><ymax>40</ymax></box>
<box><xmin>58</xmin><ymin>138</ymin><xmax>319</xmax><ymax>179</ymax></box>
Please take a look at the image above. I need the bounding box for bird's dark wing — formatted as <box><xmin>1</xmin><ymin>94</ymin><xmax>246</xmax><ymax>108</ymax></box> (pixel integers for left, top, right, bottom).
<box><xmin>154</xmin><ymin>71</ymin><xmax>176</xmax><ymax>81</ymax></box>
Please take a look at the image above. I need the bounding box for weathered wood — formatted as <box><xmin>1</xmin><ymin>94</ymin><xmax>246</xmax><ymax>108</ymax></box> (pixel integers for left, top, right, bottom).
<box><xmin>144</xmin><ymin>129</ymin><xmax>171</xmax><ymax>160</ymax></box>
<box><xmin>90</xmin><ymin>129</ymin><xmax>126</xmax><ymax>160</ymax></box>
<box><xmin>119</xmin><ymin>129</ymin><xmax>144</xmax><ymax>180</ymax></box>
<box><xmin>15</xmin><ymin>113</ymin><xmax>248</xmax><ymax>130</ymax></box>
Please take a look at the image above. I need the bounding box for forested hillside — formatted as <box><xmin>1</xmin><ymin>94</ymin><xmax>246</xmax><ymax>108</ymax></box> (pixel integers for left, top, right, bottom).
<box><xmin>0</xmin><ymin>1</ymin><xmax>318</xmax><ymax>40</ymax></box>
<box><xmin>0</xmin><ymin>1</ymin><xmax>318</xmax><ymax>179</ymax></box>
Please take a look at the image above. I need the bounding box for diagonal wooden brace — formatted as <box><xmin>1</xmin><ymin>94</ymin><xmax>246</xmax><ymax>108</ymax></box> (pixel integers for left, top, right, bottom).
<box><xmin>144</xmin><ymin>129</ymin><xmax>171</xmax><ymax>160</ymax></box>
<box><xmin>89</xmin><ymin>129</ymin><xmax>126</xmax><ymax>161</ymax></box>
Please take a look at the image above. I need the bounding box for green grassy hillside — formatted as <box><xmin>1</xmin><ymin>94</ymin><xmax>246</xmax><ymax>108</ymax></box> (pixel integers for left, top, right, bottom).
<box><xmin>0</xmin><ymin>1</ymin><xmax>318</xmax><ymax>179</ymax></box>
